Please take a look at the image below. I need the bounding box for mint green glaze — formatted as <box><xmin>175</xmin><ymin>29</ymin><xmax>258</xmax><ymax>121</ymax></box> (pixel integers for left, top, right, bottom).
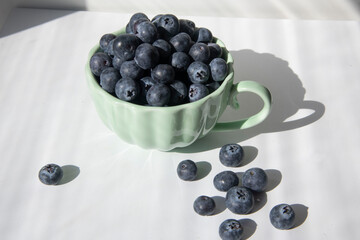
<box><xmin>85</xmin><ymin>28</ymin><xmax>272</xmax><ymax>151</ymax></box>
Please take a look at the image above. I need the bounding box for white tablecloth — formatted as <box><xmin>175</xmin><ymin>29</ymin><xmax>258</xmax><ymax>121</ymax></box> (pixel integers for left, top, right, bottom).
<box><xmin>0</xmin><ymin>8</ymin><xmax>359</xmax><ymax>240</ymax></box>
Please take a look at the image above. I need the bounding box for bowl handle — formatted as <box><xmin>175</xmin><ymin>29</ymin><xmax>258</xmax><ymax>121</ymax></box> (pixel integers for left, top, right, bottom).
<box><xmin>212</xmin><ymin>80</ymin><xmax>272</xmax><ymax>131</ymax></box>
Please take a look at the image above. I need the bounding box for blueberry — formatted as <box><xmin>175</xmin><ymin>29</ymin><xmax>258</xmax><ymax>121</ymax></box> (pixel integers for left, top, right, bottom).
<box><xmin>177</xmin><ymin>159</ymin><xmax>197</xmax><ymax>181</ymax></box>
<box><xmin>188</xmin><ymin>42</ymin><xmax>210</xmax><ymax>63</ymax></box>
<box><xmin>115</xmin><ymin>77</ymin><xmax>140</xmax><ymax>102</ymax></box>
<box><xmin>125</xmin><ymin>22</ymin><xmax>133</xmax><ymax>34</ymax></box>
<box><xmin>219</xmin><ymin>143</ymin><xmax>244</xmax><ymax>167</ymax></box>
<box><xmin>152</xmin><ymin>39</ymin><xmax>172</xmax><ymax>62</ymax></box>
<box><xmin>113</xmin><ymin>34</ymin><xmax>141</xmax><ymax>61</ymax></box>
<box><xmin>89</xmin><ymin>52</ymin><xmax>112</xmax><ymax>76</ymax></box>
<box><xmin>120</xmin><ymin>60</ymin><xmax>144</xmax><ymax>80</ymax></box>
<box><xmin>206</xmin><ymin>81</ymin><xmax>221</xmax><ymax>93</ymax></box>
<box><xmin>225</xmin><ymin>186</ymin><xmax>254</xmax><ymax>214</ymax></box>
<box><xmin>193</xmin><ymin>27</ymin><xmax>213</xmax><ymax>43</ymax></box>
<box><xmin>187</xmin><ymin>61</ymin><xmax>210</xmax><ymax>84</ymax></box>
<box><xmin>100</xmin><ymin>67</ymin><xmax>121</xmax><ymax>93</ymax></box>
<box><xmin>242</xmin><ymin>167</ymin><xmax>268</xmax><ymax>192</ymax></box>
<box><xmin>135</xmin><ymin>20</ymin><xmax>158</xmax><ymax>43</ymax></box>
<box><xmin>179</xmin><ymin>19</ymin><xmax>196</xmax><ymax>38</ymax></box>
<box><xmin>209</xmin><ymin>58</ymin><xmax>228</xmax><ymax>82</ymax></box>
<box><xmin>151</xmin><ymin>64</ymin><xmax>175</xmax><ymax>84</ymax></box>
<box><xmin>188</xmin><ymin>83</ymin><xmax>209</xmax><ymax>102</ymax></box>
<box><xmin>134</xmin><ymin>43</ymin><xmax>160</xmax><ymax>70</ymax></box>
<box><xmin>128</xmin><ymin>12</ymin><xmax>149</xmax><ymax>33</ymax></box>
<box><xmin>157</xmin><ymin>14</ymin><xmax>180</xmax><ymax>39</ymax></box>
<box><xmin>99</xmin><ymin>33</ymin><xmax>116</xmax><ymax>51</ymax></box>
<box><xmin>132</xmin><ymin>18</ymin><xmax>149</xmax><ymax>35</ymax></box>
<box><xmin>219</xmin><ymin>219</ymin><xmax>243</xmax><ymax>240</ymax></box>
<box><xmin>270</xmin><ymin>204</ymin><xmax>296</xmax><ymax>230</ymax></box>
<box><xmin>139</xmin><ymin>76</ymin><xmax>157</xmax><ymax>102</ymax></box>
<box><xmin>112</xmin><ymin>55</ymin><xmax>126</xmax><ymax>70</ymax></box>
<box><xmin>169</xmin><ymin>32</ymin><xmax>192</xmax><ymax>52</ymax></box>
<box><xmin>208</xmin><ymin>43</ymin><xmax>223</xmax><ymax>60</ymax></box>
<box><xmin>193</xmin><ymin>195</ymin><xmax>216</xmax><ymax>216</ymax></box>
<box><xmin>151</xmin><ymin>14</ymin><xmax>163</xmax><ymax>27</ymax></box>
<box><xmin>213</xmin><ymin>171</ymin><xmax>239</xmax><ymax>192</ymax></box>
<box><xmin>146</xmin><ymin>83</ymin><xmax>171</xmax><ymax>106</ymax></box>
<box><xmin>169</xmin><ymin>80</ymin><xmax>188</xmax><ymax>105</ymax></box>
<box><xmin>170</xmin><ymin>52</ymin><xmax>191</xmax><ymax>72</ymax></box>
<box><xmin>104</xmin><ymin>38</ymin><xmax>115</xmax><ymax>57</ymax></box>
<box><xmin>39</xmin><ymin>164</ymin><xmax>63</xmax><ymax>185</ymax></box>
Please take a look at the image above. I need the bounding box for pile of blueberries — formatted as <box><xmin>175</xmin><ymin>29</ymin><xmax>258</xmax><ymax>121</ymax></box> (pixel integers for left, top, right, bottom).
<box><xmin>89</xmin><ymin>13</ymin><xmax>228</xmax><ymax>106</ymax></box>
<box><xmin>177</xmin><ymin>143</ymin><xmax>296</xmax><ymax>240</ymax></box>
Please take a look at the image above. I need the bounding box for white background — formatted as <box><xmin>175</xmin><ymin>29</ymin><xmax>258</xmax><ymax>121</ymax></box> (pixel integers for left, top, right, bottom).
<box><xmin>0</xmin><ymin>5</ymin><xmax>360</xmax><ymax>240</ymax></box>
<box><xmin>1</xmin><ymin>0</ymin><xmax>360</xmax><ymax>32</ymax></box>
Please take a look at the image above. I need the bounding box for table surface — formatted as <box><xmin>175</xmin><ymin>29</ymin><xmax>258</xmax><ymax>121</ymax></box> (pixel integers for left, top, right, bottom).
<box><xmin>0</xmin><ymin>8</ymin><xmax>359</xmax><ymax>240</ymax></box>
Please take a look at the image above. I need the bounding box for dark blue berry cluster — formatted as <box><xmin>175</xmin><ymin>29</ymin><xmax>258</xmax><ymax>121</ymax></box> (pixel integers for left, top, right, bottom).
<box><xmin>89</xmin><ymin>13</ymin><xmax>229</xmax><ymax>106</ymax></box>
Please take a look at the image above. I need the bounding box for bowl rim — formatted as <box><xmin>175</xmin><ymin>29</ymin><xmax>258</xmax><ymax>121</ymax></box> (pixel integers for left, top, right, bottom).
<box><xmin>85</xmin><ymin>28</ymin><xmax>234</xmax><ymax>112</ymax></box>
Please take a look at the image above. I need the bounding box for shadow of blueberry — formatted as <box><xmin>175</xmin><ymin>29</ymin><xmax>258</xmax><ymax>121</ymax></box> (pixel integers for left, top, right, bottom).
<box><xmin>212</xmin><ymin>196</ymin><xmax>226</xmax><ymax>215</ymax></box>
<box><xmin>265</xmin><ymin>169</ymin><xmax>282</xmax><ymax>192</ymax></box>
<box><xmin>239</xmin><ymin>146</ymin><xmax>258</xmax><ymax>167</ymax></box>
<box><xmin>239</xmin><ymin>218</ymin><xmax>257</xmax><ymax>240</ymax></box>
<box><xmin>251</xmin><ymin>191</ymin><xmax>267</xmax><ymax>213</ymax></box>
<box><xmin>57</xmin><ymin>165</ymin><xmax>80</xmax><ymax>185</ymax></box>
<box><xmin>235</xmin><ymin>172</ymin><xmax>244</xmax><ymax>186</ymax></box>
<box><xmin>291</xmin><ymin>204</ymin><xmax>309</xmax><ymax>228</ymax></box>
<box><xmin>195</xmin><ymin>161</ymin><xmax>212</xmax><ymax>180</ymax></box>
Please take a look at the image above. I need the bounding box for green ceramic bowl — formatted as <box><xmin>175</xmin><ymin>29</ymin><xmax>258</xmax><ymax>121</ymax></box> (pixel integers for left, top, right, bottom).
<box><xmin>85</xmin><ymin>28</ymin><xmax>272</xmax><ymax>151</ymax></box>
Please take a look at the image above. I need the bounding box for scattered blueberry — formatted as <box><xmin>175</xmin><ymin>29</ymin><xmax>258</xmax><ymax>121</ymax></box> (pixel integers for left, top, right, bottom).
<box><xmin>225</xmin><ymin>186</ymin><xmax>254</xmax><ymax>214</ymax></box>
<box><xmin>120</xmin><ymin>60</ymin><xmax>144</xmax><ymax>80</ymax></box>
<box><xmin>219</xmin><ymin>219</ymin><xmax>243</xmax><ymax>240</ymax></box>
<box><xmin>209</xmin><ymin>58</ymin><xmax>228</xmax><ymax>82</ymax></box>
<box><xmin>213</xmin><ymin>171</ymin><xmax>239</xmax><ymax>192</ymax></box>
<box><xmin>89</xmin><ymin>52</ymin><xmax>112</xmax><ymax>76</ymax></box>
<box><xmin>100</xmin><ymin>67</ymin><xmax>121</xmax><ymax>93</ymax></box>
<box><xmin>146</xmin><ymin>83</ymin><xmax>171</xmax><ymax>106</ymax></box>
<box><xmin>193</xmin><ymin>195</ymin><xmax>216</xmax><ymax>216</ymax></box>
<box><xmin>115</xmin><ymin>77</ymin><xmax>140</xmax><ymax>102</ymax></box>
<box><xmin>177</xmin><ymin>159</ymin><xmax>197</xmax><ymax>181</ymax></box>
<box><xmin>134</xmin><ymin>43</ymin><xmax>160</xmax><ymax>70</ymax></box>
<box><xmin>39</xmin><ymin>163</ymin><xmax>63</xmax><ymax>185</ymax></box>
<box><xmin>242</xmin><ymin>167</ymin><xmax>268</xmax><ymax>192</ymax></box>
<box><xmin>270</xmin><ymin>204</ymin><xmax>296</xmax><ymax>230</ymax></box>
<box><xmin>219</xmin><ymin>143</ymin><xmax>244</xmax><ymax>167</ymax></box>
<box><xmin>188</xmin><ymin>83</ymin><xmax>209</xmax><ymax>102</ymax></box>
